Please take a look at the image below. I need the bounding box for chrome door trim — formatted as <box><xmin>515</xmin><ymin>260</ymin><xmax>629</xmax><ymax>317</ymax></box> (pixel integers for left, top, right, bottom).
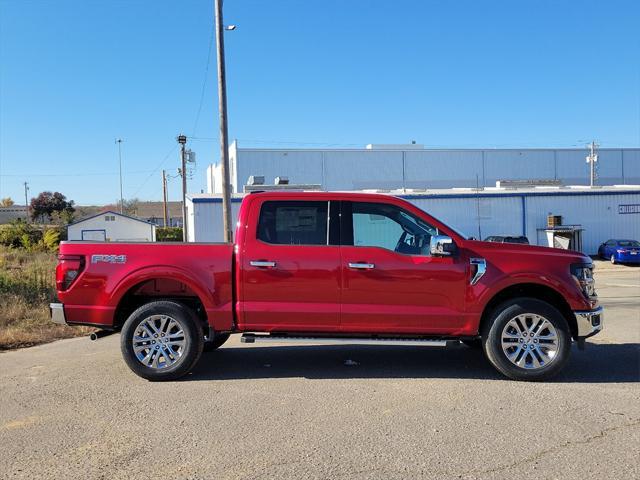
<box><xmin>250</xmin><ymin>260</ymin><xmax>277</xmax><ymax>268</ymax></box>
<box><xmin>348</xmin><ymin>262</ymin><xmax>375</xmax><ymax>270</ymax></box>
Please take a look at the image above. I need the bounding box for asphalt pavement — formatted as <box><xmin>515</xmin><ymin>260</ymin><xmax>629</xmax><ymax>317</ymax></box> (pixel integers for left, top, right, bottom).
<box><xmin>1</xmin><ymin>267</ymin><xmax>639</xmax><ymax>479</ymax></box>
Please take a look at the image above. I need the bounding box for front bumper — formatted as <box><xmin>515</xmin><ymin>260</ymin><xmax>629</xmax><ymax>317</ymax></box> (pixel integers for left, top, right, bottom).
<box><xmin>574</xmin><ymin>306</ymin><xmax>603</xmax><ymax>338</ymax></box>
<box><xmin>50</xmin><ymin>303</ymin><xmax>67</xmax><ymax>326</ymax></box>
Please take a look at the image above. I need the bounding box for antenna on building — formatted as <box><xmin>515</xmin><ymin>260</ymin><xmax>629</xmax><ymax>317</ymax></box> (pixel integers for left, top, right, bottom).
<box><xmin>475</xmin><ymin>174</ymin><xmax>482</xmax><ymax>240</ymax></box>
<box><xmin>586</xmin><ymin>141</ymin><xmax>599</xmax><ymax>187</ymax></box>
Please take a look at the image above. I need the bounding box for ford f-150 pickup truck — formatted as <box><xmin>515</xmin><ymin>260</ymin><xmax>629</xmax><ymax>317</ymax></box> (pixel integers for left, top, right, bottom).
<box><xmin>51</xmin><ymin>191</ymin><xmax>603</xmax><ymax>381</ymax></box>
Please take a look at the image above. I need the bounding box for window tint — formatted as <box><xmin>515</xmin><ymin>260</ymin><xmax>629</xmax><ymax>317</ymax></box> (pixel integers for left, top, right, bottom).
<box><xmin>619</xmin><ymin>240</ymin><xmax>640</xmax><ymax>247</ymax></box>
<box><xmin>257</xmin><ymin>201</ymin><xmax>328</xmax><ymax>245</ymax></box>
<box><xmin>350</xmin><ymin>202</ymin><xmax>437</xmax><ymax>255</ymax></box>
<box><xmin>605</xmin><ymin>240</ymin><xmax>616</xmax><ymax>246</ymax></box>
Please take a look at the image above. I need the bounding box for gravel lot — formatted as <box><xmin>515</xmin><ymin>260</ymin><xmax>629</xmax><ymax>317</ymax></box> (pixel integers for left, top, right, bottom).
<box><xmin>1</xmin><ymin>266</ymin><xmax>638</xmax><ymax>479</ymax></box>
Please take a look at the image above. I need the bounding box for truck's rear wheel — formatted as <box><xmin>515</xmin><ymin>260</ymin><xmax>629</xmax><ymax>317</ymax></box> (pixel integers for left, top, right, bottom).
<box><xmin>481</xmin><ymin>298</ymin><xmax>571</xmax><ymax>381</ymax></box>
<box><xmin>120</xmin><ymin>301</ymin><xmax>204</xmax><ymax>381</ymax></box>
<box><xmin>204</xmin><ymin>332</ymin><xmax>231</xmax><ymax>352</ymax></box>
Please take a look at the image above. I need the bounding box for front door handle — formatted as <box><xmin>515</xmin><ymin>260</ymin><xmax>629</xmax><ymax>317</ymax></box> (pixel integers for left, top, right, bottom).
<box><xmin>250</xmin><ymin>260</ymin><xmax>276</xmax><ymax>268</ymax></box>
<box><xmin>348</xmin><ymin>262</ymin><xmax>375</xmax><ymax>270</ymax></box>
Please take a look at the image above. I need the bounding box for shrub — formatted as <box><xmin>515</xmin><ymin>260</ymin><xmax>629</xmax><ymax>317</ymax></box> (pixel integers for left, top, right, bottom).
<box><xmin>157</xmin><ymin>227</ymin><xmax>183</xmax><ymax>242</ymax></box>
<box><xmin>0</xmin><ymin>220</ymin><xmax>42</xmax><ymax>249</ymax></box>
<box><xmin>42</xmin><ymin>229</ymin><xmax>61</xmax><ymax>252</ymax></box>
<box><xmin>0</xmin><ymin>221</ymin><xmax>62</xmax><ymax>252</ymax></box>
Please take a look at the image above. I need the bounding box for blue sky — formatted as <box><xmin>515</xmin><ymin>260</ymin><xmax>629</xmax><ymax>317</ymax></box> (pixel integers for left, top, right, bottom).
<box><xmin>0</xmin><ymin>0</ymin><xmax>638</xmax><ymax>205</ymax></box>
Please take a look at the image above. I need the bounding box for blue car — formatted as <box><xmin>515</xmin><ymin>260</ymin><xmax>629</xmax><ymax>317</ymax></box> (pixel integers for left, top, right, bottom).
<box><xmin>598</xmin><ymin>239</ymin><xmax>640</xmax><ymax>264</ymax></box>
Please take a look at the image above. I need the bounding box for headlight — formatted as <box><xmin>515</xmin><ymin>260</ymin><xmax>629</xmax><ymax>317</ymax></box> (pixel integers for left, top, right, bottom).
<box><xmin>571</xmin><ymin>263</ymin><xmax>597</xmax><ymax>305</ymax></box>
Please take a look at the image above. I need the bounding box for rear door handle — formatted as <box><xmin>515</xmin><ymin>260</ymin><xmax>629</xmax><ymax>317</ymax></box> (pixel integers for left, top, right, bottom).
<box><xmin>250</xmin><ymin>260</ymin><xmax>276</xmax><ymax>268</ymax></box>
<box><xmin>348</xmin><ymin>262</ymin><xmax>375</xmax><ymax>270</ymax></box>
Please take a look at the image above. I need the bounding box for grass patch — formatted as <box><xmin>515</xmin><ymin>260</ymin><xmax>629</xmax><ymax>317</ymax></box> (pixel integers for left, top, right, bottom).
<box><xmin>0</xmin><ymin>247</ymin><xmax>91</xmax><ymax>350</ymax></box>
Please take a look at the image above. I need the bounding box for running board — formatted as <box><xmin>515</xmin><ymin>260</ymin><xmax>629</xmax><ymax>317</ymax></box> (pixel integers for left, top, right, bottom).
<box><xmin>241</xmin><ymin>333</ymin><xmax>455</xmax><ymax>347</ymax></box>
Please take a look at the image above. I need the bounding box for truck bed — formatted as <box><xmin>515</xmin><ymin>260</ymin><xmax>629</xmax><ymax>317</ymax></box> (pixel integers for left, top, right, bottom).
<box><xmin>57</xmin><ymin>241</ymin><xmax>234</xmax><ymax>329</ymax></box>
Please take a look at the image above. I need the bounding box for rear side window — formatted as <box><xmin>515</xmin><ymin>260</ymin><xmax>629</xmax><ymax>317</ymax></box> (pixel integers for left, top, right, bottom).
<box><xmin>257</xmin><ymin>201</ymin><xmax>328</xmax><ymax>245</ymax></box>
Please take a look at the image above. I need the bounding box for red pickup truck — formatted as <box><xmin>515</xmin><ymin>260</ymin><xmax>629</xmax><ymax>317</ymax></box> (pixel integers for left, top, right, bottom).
<box><xmin>51</xmin><ymin>191</ymin><xmax>603</xmax><ymax>381</ymax></box>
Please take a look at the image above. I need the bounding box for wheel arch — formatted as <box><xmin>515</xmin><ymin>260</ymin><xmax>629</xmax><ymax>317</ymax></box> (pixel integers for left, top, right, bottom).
<box><xmin>478</xmin><ymin>283</ymin><xmax>578</xmax><ymax>339</ymax></box>
<box><xmin>111</xmin><ymin>269</ymin><xmax>215</xmax><ymax>331</ymax></box>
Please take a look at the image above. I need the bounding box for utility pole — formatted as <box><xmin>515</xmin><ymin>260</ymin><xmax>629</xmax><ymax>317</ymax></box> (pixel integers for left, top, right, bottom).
<box><xmin>177</xmin><ymin>134</ymin><xmax>188</xmax><ymax>241</ymax></box>
<box><xmin>115</xmin><ymin>139</ymin><xmax>124</xmax><ymax>213</ymax></box>
<box><xmin>23</xmin><ymin>182</ymin><xmax>29</xmax><ymax>222</ymax></box>
<box><xmin>586</xmin><ymin>141</ymin><xmax>599</xmax><ymax>187</ymax></box>
<box><xmin>162</xmin><ymin>169</ymin><xmax>169</xmax><ymax>228</ymax></box>
<box><xmin>214</xmin><ymin>0</ymin><xmax>234</xmax><ymax>243</ymax></box>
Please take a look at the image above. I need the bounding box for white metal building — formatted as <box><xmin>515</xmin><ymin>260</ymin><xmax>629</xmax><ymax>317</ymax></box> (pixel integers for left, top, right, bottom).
<box><xmin>0</xmin><ymin>205</ymin><xmax>28</xmax><ymax>224</ymax></box>
<box><xmin>186</xmin><ymin>186</ymin><xmax>640</xmax><ymax>255</ymax></box>
<box><xmin>207</xmin><ymin>143</ymin><xmax>640</xmax><ymax>194</ymax></box>
<box><xmin>67</xmin><ymin>210</ymin><xmax>156</xmax><ymax>242</ymax></box>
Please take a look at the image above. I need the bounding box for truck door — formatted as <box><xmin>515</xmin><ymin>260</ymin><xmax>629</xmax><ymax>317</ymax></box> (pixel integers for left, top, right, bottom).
<box><xmin>239</xmin><ymin>199</ymin><xmax>341</xmax><ymax>332</ymax></box>
<box><xmin>339</xmin><ymin>200</ymin><xmax>468</xmax><ymax>334</ymax></box>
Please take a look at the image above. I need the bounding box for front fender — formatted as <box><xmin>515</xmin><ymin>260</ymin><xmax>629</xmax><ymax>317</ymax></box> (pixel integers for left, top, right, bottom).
<box><xmin>470</xmin><ymin>270</ymin><xmax>588</xmax><ymax>315</ymax></box>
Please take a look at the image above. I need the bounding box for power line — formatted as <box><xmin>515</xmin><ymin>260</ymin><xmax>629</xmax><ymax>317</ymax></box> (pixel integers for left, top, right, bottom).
<box><xmin>191</xmin><ymin>20</ymin><xmax>216</xmax><ymax>137</ymax></box>
<box><xmin>189</xmin><ymin>136</ymin><xmax>363</xmax><ymax>147</ymax></box>
<box><xmin>0</xmin><ymin>170</ymin><xmax>158</xmax><ymax>178</ymax></box>
<box><xmin>130</xmin><ymin>144</ymin><xmax>179</xmax><ymax>198</ymax></box>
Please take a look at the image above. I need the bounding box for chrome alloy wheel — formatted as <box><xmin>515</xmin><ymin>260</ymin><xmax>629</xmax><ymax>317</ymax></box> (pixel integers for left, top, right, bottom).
<box><xmin>132</xmin><ymin>315</ymin><xmax>186</xmax><ymax>369</ymax></box>
<box><xmin>500</xmin><ymin>314</ymin><xmax>559</xmax><ymax>370</ymax></box>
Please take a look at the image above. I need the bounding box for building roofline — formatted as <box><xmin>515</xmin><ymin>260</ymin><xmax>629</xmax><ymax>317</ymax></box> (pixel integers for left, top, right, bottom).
<box><xmin>231</xmin><ymin>146</ymin><xmax>640</xmax><ymax>153</ymax></box>
<box><xmin>66</xmin><ymin>210</ymin><xmax>157</xmax><ymax>227</ymax></box>
<box><xmin>187</xmin><ymin>187</ymin><xmax>640</xmax><ymax>204</ymax></box>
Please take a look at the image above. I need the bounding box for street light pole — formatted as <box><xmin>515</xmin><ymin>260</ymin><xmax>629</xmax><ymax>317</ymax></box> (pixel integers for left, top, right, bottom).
<box><xmin>177</xmin><ymin>134</ymin><xmax>188</xmax><ymax>241</ymax></box>
<box><xmin>162</xmin><ymin>169</ymin><xmax>169</xmax><ymax>228</ymax></box>
<box><xmin>23</xmin><ymin>181</ymin><xmax>29</xmax><ymax>222</ymax></box>
<box><xmin>214</xmin><ymin>0</ymin><xmax>233</xmax><ymax>243</ymax></box>
<box><xmin>115</xmin><ymin>139</ymin><xmax>124</xmax><ymax>214</ymax></box>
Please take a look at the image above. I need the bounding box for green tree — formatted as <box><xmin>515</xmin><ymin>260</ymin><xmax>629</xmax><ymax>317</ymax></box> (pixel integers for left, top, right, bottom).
<box><xmin>30</xmin><ymin>191</ymin><xmax>75</xmax><ymax>222</ymax></box>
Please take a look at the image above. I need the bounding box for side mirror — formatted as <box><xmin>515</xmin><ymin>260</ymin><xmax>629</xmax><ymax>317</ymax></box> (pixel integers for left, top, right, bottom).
<box><xmin>430</xmin><ymin>235</ymin><xmax>456</xmax><ymax>257</ymax></box>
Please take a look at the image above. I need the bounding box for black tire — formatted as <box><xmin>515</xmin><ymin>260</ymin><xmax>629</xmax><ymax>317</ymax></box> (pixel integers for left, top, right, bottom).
<box><xmin>120</xmin><ymin>300</ymin><xmax>204</xmax><ymax>381</ymax></box>
<box><xmin>610</xmin><ymin>255</ymin><xmax>616</xmax><ymax>265</ymax></box>
<box><xmin>203</xmin><ymin>332</ymin><xmax>231</xmax><ymax>352</ymax></box>
<box><xmin>481</xmin><ymin>297</ymin><xmax>571</xmax><ymax>381</ymax></box>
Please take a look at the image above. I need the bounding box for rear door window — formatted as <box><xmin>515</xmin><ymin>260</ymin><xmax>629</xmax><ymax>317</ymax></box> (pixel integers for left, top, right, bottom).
<box><xmin>257</xmin><ymin>201</ymin><xmax>328</xmax><ymax>245</ymax></box>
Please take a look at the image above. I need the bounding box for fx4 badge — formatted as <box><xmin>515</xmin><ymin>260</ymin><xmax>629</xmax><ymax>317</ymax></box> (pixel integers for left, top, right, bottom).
<box><xmin>91</xmin><ymin>254</ymin><xmax>127</xmax><ymax>264</ymax></box>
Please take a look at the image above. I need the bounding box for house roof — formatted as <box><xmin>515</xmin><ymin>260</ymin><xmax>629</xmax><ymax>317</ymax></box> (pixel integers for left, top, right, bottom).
<box><xmin>66</xmin><ymin>210</ymin><xmax>156</xmax><ymax>227</ymax></box>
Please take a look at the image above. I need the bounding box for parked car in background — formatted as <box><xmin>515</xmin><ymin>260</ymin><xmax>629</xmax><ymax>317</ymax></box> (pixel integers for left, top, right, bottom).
<box><xmin>485</xmin><ymin>235</ymin><xmax>530</xmax><ymax>245</ymax></box>
<box><xmin>598</xmin><ymin>239</ymin><xmax>640</xmax><ymax>264</ymax></box>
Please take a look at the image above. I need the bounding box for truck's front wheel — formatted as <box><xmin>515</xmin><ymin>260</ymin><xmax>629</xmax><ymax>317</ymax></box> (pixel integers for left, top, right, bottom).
<box><xmin>481</xmin><ymin>298</ymin><xmax>571</xmax><ymax>381</ymax></box>
<box><xmin>120</xmin><ymin>301</ymin><xmax>204</xmax><ymax>381</ymax></box>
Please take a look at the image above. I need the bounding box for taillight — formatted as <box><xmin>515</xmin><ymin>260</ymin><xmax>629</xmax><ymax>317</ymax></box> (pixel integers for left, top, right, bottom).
<box><xmin>56</xmin><ymin>255</ymin><xmax>85</xmax><ymax>291</ymax></box>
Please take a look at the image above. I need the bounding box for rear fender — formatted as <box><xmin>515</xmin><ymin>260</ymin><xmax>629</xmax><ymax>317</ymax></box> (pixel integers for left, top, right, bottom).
<box><xmin>110</xmin><ymin>265</ymin><xmax>232</xmax><ymax>330</ymax></box>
